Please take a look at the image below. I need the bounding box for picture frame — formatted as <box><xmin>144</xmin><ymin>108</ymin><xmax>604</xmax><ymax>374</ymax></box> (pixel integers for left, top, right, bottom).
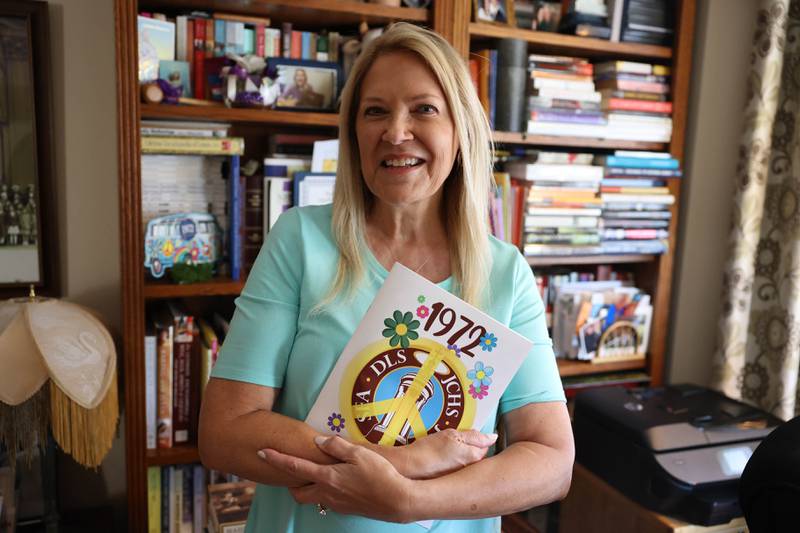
<box><xmin>473</xmin><ymin>0</ymin><xmax>516</xmax><ymax>25</ymax></box>
<box><xmin>267</xmin><ymin>58</ymin><xmax>340</xmax><ymax>112</ymax></box>
<box><xmin>0</xmin><ymin>0</ymin><xmax>59</xmax><ymax>298</ymax></box>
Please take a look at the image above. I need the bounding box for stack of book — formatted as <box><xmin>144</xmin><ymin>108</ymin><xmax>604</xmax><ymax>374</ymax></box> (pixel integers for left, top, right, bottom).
<box><xmin>147</xmin><ymin>463</ymin><xmax>208</xmax><ymax>533</ymax></box>
<box><xmin>527</xmin><ymin>55</ymin><xmax>606</xmax><ymax>138</ymax></box>
<box><xmin>595</xmin><ymin>60</ymin><xmax>673</xmax><ymax>142</ymax></box>
<box><xmin>597</xmin><ymin>151</ymin><xmax>679</xmax><ymax>255</ymax></box>
<box><xmin>505</xmin><ymin>152</ymin><xmax>604</xmax><ymax>257</ymax></box>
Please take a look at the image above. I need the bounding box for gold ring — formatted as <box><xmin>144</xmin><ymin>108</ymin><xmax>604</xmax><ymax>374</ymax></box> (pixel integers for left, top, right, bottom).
<box><xmin>316</xmin><ymin>503</ymin><xmax>327</xmax><ymax>516</ymax></box>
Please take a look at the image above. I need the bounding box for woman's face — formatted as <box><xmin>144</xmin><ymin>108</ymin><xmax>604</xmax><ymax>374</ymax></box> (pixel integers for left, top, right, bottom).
<box><xmin>355</xmin><ymin>51</ymin><xmax>457</xmax><ymax>211</ymax></box>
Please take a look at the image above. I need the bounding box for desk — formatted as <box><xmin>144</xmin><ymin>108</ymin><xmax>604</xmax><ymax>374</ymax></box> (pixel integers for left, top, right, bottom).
<box><xmin>559</xmin><ymin>464</ymin><xmax>748</xmax><ymax>533</ymax></box>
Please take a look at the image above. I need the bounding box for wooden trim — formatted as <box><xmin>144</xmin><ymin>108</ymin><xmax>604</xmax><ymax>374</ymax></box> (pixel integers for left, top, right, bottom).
<box><xmin>558</xmin><ymin>357</ymin><xmax>647</xmax><ymax>378</ymax></box>
<box><xmin>116</xmin><ymin>0</ymin><xmax>146</xmax><ymax>530</ymax></box>
<box><xmin>526</xmin><ymin>254</ymin><xmax>657</xmax><ymax>267</ymax></box>
<box><xmin>434</xmin><ymin>0</ymin><xmax>470</xmax><ymax>58</ymax></box>
<box><xmin>139</xmin><ymin>0</ymin><xmax>428</xmax><ymax>24</ymax></box>
<box><xmin>469</xmin><ymin>23</ymin><xmax>672</xmax><ymax>60</ymax></box>
<box><xmin>144</xmin><ymin>278</ymin><xmax>245</xmax><ymax>299</ymax></box>
<box><xmin>649</xmin><ymin>0</ymin><xmax>695</xmax><ymax>386</ymax></box>
<box><xmin>492</xmin><ymin>131</ymin><xmax>667</xmax><ymax>151</ymax></box>
<box><xmin>140</xmin><ymin>103</ymin><xmax>339</xmax><ymax>127</ymax></box>
<box><xmin>145</xmin><ymin>445</ymin><xmax>201</xmax><ymax>467</ymax></box>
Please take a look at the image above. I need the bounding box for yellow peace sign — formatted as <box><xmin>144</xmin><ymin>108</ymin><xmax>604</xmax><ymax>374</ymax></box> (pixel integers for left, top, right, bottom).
<box><xmin>340</xmin><ymin>338</ymin><xmax>476</xmax><ymax>446</ymax></box>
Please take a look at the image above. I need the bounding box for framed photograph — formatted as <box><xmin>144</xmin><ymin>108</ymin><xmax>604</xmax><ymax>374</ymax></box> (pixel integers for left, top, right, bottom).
<box><xmin>267</xmin><ymin>58</ymin><xmax>340</xmax><ymax>112</ymax></box>
<box><xmin>473</xmin><ymin>0</ymin><xmax>516</xmax><ymax>25</ymax></box>
<box><xmin>0</xmin><ymin>0</ymin><xmax>59</xmax><ymax>297</ymax></box>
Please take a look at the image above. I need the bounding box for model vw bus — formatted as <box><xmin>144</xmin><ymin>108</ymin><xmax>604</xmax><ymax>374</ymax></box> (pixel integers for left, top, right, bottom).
<box><xmin>144</xmin><ymin>213</ymin><xmax>222</xmax><ymax>278</ymax></box>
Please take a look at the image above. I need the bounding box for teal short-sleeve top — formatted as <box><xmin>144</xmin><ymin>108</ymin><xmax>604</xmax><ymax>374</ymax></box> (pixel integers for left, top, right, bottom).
<box><xmin>211</xmin><ymin>204</ymin><xmax>565</xmax><ymax>533</ymax></box>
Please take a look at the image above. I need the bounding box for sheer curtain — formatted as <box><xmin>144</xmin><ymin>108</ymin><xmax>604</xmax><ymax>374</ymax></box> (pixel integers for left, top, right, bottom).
<box><xmin>712</xmin><ymin>0</ymin><xmax>800</xmax><ymax>420</ymax></box>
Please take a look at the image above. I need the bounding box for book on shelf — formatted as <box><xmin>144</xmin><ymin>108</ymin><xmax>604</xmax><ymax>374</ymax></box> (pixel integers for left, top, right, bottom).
<box><xmin>151</xmin><ymin>306</ymin><xmax>175</xmax><ymax>449</ymax></box>
<box><xmin>147</xmin><ymin>466</ymin><xmax>161</xmax><ymax>533</ymax></box>
<box><xmin>293</xmin><ymin>172</ymin><xmax>336</xmax><ymax>208</ymax></box>
<box><xmin>140</xmin><ymin>120</ymin><xmax>231</xmax><ymax>138</ymax></box>
<box><xmin>138</xmin><ymin>15</ymin><xmax>175</xmax><ymax>82</ymax></box>
<box><xmin>145</xmin><ymin>326</ymin><xmax>158</xmax><ymax>450</ymax></box>
<box><xmin>141</xmin><ymin>136</ymin><xmax>245</xmax><ymax>156</ymax></box>
<box><xmin>208</xmin><ymin>480</ymin><xmax>257</xmax><ymax>533</ymax></box>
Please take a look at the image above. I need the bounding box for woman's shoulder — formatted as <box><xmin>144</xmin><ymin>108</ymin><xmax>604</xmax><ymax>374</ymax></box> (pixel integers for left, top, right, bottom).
<box><xmin>272</xmin><ymin>203</ymin><xmax>333</xmax><ymax>238</ymax></box>
<box><xmin>487</xmin><ymin>234</ymin><xmax>528</xmax><ymax>277</ymax></box>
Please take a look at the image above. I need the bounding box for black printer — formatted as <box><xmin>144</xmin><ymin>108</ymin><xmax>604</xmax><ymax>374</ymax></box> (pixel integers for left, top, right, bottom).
<box><xmin>573</xmin><ymin>384</ymin><xmax>782</xmax><ymax>526</ymax></box>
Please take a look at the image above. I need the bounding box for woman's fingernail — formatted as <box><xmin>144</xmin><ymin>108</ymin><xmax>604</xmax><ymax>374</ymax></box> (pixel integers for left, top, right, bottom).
<box><xmin>314</xmin><ymin>435</ymin><xmax>329</xmax><ymax>446</ymax></box>
<box><xmin>488</xmin><ymin>433</ymin><xmax>499</xmax><ymax>442</ymax></box>
<box><xmin>257</xmin><ymin>450</ymin><xmax>267</xmax><ymax>460</ymax></box>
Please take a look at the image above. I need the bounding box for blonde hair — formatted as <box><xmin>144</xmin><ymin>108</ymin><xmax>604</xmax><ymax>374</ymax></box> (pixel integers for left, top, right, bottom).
<box><xmin>328</xmin><ymin>23</ymin><xmax>494</xmax><ymax>308</ymax></box>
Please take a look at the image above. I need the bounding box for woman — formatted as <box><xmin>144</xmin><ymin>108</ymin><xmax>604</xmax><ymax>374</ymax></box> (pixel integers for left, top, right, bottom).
<box><xmin>199</xmin><ymin>23</ymin><xmax>574</xmax><ymax>532</ymax></box>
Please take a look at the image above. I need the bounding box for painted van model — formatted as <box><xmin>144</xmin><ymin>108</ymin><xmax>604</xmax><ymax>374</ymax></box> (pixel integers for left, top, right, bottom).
<box><xmin>144</xmin><ymin>213</ymin><xmax>222</xmax><ymax>278</ymax></box>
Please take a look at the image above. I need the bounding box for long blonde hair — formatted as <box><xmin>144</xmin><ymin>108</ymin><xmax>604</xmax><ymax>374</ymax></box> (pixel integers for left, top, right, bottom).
<box><xmin>328</xmin><ymin>23</ymin><xmax>494</xmax><ymax>308</ymax></box>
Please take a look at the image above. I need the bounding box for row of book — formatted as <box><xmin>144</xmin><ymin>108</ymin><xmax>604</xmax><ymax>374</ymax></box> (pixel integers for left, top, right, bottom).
<box><xmin>147</xmin><ymin>464</ymin><xmax>253</xmax><ymax>533</ymax></box>
<box><xmin>497</xmin><ymin>150</ymin><xmax>679</xmax><ymax>257</ymax></box>
<box><xmin>145</xmin><ymin>301</ymin><xmax>228</xmax><ymax>450</ymax></box>
<box><xmin>560</xmin><ymin>0</ymin><xmax>674</xmax><ymax>45</ymax></box>
<box><xmin>139</xmin><ymin>10</ymin><xmax>349</xmax><ymax>101</ymax></box>
<box><xmin>534</xmin><ymin>266</ymin><xmax>635</xmax><ymax>328</ymax></box>
<box><xmin>527</xmin><ymin>55</ymin><xmax>672</xmax><ymax>142</ymax></box>
<box><xmin>140</xmin><ymin>123</ymin><xmax>337</xmax><ymax>281</ymax></box>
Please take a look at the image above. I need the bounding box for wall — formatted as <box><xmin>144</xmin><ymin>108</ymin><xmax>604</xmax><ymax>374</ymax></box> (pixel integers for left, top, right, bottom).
<box><xmin>668</xmin><ymin>1</ymin><xmax>760</xmax><ymax>384</ymax></box>
<box><xmin>44</xmin><ymin>0</ymin><xmax>126</xmax><ymax>525</ymax></box>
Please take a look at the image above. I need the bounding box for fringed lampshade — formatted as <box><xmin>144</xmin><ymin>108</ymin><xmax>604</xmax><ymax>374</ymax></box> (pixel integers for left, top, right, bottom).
<box><xmin>0</xmin><ymin>291</ymin><xmax>118</xmax><ymax>469</ymax></box>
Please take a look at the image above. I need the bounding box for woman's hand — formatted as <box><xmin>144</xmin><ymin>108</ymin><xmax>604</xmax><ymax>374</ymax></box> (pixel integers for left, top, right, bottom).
<box><xmin>398</xmin><ymin>429</ymin><xmax>497</xmax><ymax>479</ymax></box>
<box><xmin>259</xmin><ymin>436</ymin><xmax>415</xmax><ymax>523</ymax></box>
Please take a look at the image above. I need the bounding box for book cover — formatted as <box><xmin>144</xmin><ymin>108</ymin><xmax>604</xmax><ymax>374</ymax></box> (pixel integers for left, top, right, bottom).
<box><xmin>141</xmin><ymin>137</ymin><xmax>245</xmax><ymax>155</ymax></box>
<box><xmin>293</xmin><ymin>172</ymin><xmax>335</xmax><ymax>207</ymax></box>
<box><xmin>145</xmin><ymin>327</ymin><xmax>157</xmax><ymax>450</ymax></box>
<box><xmin>147</xmin><ymin>466</ymin><xmax>161</xmax><ymax>533</ymax></box>
<box><xmin>306</xmin><ymin>264</ymin><xmax>532</xmax><ymax>447</ymax></box>
<box><xmin>208</xmin><ymin>481</ymin><xmax>256</xmax><ymax>533</ymax></box>
<box><xmin>152</xmin><ymin>309</ymin><xmax>174</xmax><ymax>449</ymax></box>
<box><xmin>159</xmin><ymin>60</ymin><xmax>192</xmax><ymax>98</ymax></box>
<box><xmin>138</xmin><ymin>15</ymin><xmax>175</xmax><ymax>82</ymax></box>
<box><xmin>229</xmin><ymin>155</ymin><xmax>242</xmax><ymax>281</ymax></box>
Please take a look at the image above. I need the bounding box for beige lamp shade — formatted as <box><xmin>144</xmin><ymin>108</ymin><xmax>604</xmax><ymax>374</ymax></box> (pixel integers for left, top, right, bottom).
<box><xmin>0</xmin><ymin>296</ymin><xmax>119</xmax><ymax>468</ymax></box>
<box><xmin>0</xmin><ymin>300</ymin><xmax>49</xmax><ymax>405</ymax></box>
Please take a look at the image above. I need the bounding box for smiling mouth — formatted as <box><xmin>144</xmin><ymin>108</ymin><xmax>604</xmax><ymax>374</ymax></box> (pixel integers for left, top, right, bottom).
<box><xmin>381</xmin><ymin>157</ymin><xmax>424</xmax><ymax>168</ymax></box>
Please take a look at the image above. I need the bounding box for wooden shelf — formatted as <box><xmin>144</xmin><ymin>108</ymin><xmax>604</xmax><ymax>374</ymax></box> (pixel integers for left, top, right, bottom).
<box><xmin>144</xmin><ymin>277</ymin><xmax>245</xmax><ymax>299</ymax></box>
<box><xmin>140</xmin><ymin>103</ymin><xmax>339</xmax><ymax>128</ymax></box>
<box><xmin>469</xmin><ymin>23</ymin><xmax>672</xmax><ymax>60</ymax></box>
<box><xmin>139</xmin><ymin>0</ymin><xmax>429</xmax><ymax>27</ymax></box>
<box><xmin>558</xmin><ymin>357</ymin><xmax>647</xmax><ymax>378</ymax></box>
<box><xmin>526</xmin><ymin>254</ymin><xmax>657</xmax><ymax>267</ymax></box>
<box><xmin>145</xmin><ymin>444</ymin><xmax>201</xmax><ymax>467</ymax></box>
<box><xmin>492</xmin><ymin>131</ymin><xmax>667</xmax><ymax>151</ymax></box>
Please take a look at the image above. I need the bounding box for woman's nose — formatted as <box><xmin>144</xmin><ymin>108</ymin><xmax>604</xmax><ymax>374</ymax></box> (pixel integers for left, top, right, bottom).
<box><xmin>381</xmin><ymin>113</ymin><xmax>413</xmax><ymax>145</ymax></box>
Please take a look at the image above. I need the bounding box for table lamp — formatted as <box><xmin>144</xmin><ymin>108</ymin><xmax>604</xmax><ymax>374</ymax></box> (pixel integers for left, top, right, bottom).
<box><xmin>0</xmin><ymin>287</ymin><xmax>118</xmax><ymax>469</ymax></box>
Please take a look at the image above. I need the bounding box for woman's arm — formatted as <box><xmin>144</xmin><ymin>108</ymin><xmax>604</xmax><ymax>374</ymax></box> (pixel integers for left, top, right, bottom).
<box><xmin>262</xmin><ymin>400</ymin><xmax>574</xmax><ymax>521</ymax></box>
<box><xmin>199</xmin><ymin>377</ymin><xmax>496</xmax><ymax>487</ymax></box>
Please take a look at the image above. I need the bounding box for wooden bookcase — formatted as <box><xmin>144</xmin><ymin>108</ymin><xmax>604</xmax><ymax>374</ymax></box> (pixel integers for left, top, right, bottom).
<box><xmin>114</xmin><ymin>1</ymin><xmax>696</xmax><ymax>529</ymax></box>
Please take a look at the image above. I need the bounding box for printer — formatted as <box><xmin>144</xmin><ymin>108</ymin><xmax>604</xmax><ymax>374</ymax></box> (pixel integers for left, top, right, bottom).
<box><xmin>572</xmin><ymin>384</ymin><xmax>782</xmax><ymax>525</ymax></box>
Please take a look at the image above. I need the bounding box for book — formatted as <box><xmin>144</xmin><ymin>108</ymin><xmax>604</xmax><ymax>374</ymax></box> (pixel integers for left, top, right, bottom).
<box><xmin>306</xmin><ymin>264</ymin><xmax>533</xmax><ymax>448</ymax></box>
<box><xmin>167</xmin><ymin>302</ymin><xmax>194</xmax><ymax>445</ymax></box>
<box><xmin>158</xmin><ymin>60</ymin><xmax>192</xmax><ymax>97</ymax></box>
<box><xmin>145</xmin><ymin>327</ymin><xmax>157</xmax><ymax>450</ymax></box>
<box><xmin>141</xmin><ymin>136</ymin><xmax>245</xmax><ymax>155</ymax></box>
<box><xmin>228</xmin><ymin>155</ymin><xmax>243</xmax><ymax>281</ymax></box>
<box><xmin>147</xmin><ymin>466</ymin><xmax>161</xmax><ymax>533</ymax></box>
<box><xmin>138</xmin><ymin>15</ymin><xmax>175</xmax><ymax>82</ymax></box>
<box><xmin>152</xmin><ymin>308</ymin><xmax>174</xmax><ymax>448</ymax></box>
<box><xmin>293</xmin><ymin>172</ymin><xmax>336</xmax><ymax>207</ymax></box>
<box><xmin>208</xmin><ymin>481</ymin><xmax>256</xmax><ymax>533</ymax></box>
<box><xmin>140</xmin><ymin>120</ymin><xmax>231</xmax><ymax>138</ymax></box>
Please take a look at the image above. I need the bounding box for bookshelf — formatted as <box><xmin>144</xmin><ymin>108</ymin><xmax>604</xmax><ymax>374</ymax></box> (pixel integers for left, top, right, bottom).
<box><xmin>115</xmin><ymin>0</ymin><xmax>696</xmax><ymax>529</ymax></box>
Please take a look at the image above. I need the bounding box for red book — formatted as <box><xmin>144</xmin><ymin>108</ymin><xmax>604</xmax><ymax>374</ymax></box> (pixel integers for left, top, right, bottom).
<box><xmin>602</xmin><ymin>98</ymin><xmax>673</xmax><ymax>114</ymax></box>
<box><xmin>167</xmin><ymin>302</ymin><xmax>194</xmax><ymax>445</ymax></box>
<box><xmin>193</xmin><ymin>19</ymin><xmax>206</xmax><ymax>99</ymax></box>
<box><xmin>290</xmin><ymin>30</ymin><xmax>302</xmax><ymax>59</ymax></box>
<box><xmin>255</xmin><ymin>24</ymin><xmax>266</xmax><ymax>56</ymax></box>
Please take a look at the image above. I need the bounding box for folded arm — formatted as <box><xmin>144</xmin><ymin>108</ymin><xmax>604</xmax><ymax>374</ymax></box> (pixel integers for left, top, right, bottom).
<box><xmin>198</xmin><ymin>377</ymin><xmax>495</xmax><ymax>487</ymax></box>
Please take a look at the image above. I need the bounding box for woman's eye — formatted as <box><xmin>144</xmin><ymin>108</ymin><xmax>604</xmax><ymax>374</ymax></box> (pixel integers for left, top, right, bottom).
<box><xmin>416</xmin><ymin>104</ymin><xmax>438</xmax><ymax>114</ymax></box>
<box><xmin>364</xmin><ymin>107</ymin><xmax>385</xmax><ymax>116</ymax></box>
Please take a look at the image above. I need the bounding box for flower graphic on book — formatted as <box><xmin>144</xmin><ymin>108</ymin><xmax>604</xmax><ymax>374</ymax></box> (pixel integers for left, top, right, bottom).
<box><xmin>382</xmin><ymin>310</ymin><xmax>420</xmax><ymax>348</ymax></box>
<box><xmin>480</xmin><ymin>332</ymin><xmax>498</xmax><ymax>352</ymax></box>
<box><xmin>417</xmin><ymin>295</ymin><xmax>426</xmax><ymax>303</ymax></box>
<box><xmin>327</xmin><ymin>413</ymin><xmax>345</xmax><ymax>433</ymax></box>
<box><xmin>468</xmin><ymin>361</ymin><xmax>494</xmax><ymax>388</ymax></box>
<box><xmin>468</xmin><ymin>383</ymin><xmax>489</xmax><ymax>400</ymax></box>
<box><xmin>416</xmin><ymin>305</ymin><xmax>430</xmax><ymax>318</ymax></box>
<box><xmin>447</xmin><ymin>343</ymin><xmax>461</xmax><ymax>358</ymax></box>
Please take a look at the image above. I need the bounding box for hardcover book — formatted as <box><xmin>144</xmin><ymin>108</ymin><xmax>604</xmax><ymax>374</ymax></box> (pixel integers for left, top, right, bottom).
<box><xmin>306</xmin><ymin>264</ymin><xmax>532</xmax><ymax>447</ymax></box>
